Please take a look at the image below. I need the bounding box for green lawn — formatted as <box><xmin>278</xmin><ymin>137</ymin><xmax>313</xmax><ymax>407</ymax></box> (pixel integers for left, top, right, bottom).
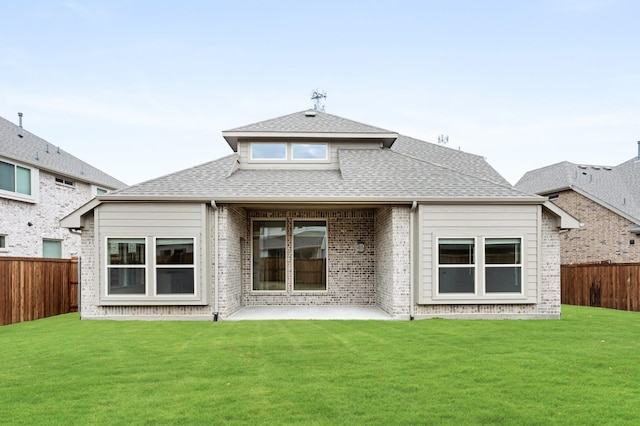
<box><xmin>2</xmin><ymin>306</ymin><xmax>640</xmax><ymax>425</ymax></box>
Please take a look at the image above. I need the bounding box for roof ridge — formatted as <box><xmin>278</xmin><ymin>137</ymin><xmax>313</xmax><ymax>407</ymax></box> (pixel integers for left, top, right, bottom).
<box><xmin>389</xmin><ymin>149</ymin><xmax>535</xmax><ymax>196</ymax></box>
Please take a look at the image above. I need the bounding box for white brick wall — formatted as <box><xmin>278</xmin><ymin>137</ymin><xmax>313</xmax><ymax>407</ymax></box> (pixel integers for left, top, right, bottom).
<box><xmin>0</xmin><ymin>169</ymin><xmax>95</xmax><ymax>258</ymax></box>
<box><xmin>241</xmin><ymin>209</ymin><xmax>376</xmax><ymax>307</ymax></box>
<box><xmin>375</xmin><ymin>205</ymin><xmax>411</xmax><ymax>317</ymax></box>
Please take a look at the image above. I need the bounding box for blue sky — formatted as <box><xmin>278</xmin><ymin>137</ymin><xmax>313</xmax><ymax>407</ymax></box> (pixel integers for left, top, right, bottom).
<box><xmin>1</xmin><ymin>0</ymin><xmax>639</xmax><ymax>185</ymax></box>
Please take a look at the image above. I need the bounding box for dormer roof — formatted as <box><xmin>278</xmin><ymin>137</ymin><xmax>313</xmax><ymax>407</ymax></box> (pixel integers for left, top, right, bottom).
<box><xmin>222</xmin><ymin>110</ymin><xmax>398</xmax><ymax>151</ymax></box>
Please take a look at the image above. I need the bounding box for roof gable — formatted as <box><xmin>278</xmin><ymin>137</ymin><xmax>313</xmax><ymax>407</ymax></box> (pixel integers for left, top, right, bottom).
<box><xmin>222</xmin><ymin>110</ymin><xmax>398</xmax><ymax>151</ymax></box>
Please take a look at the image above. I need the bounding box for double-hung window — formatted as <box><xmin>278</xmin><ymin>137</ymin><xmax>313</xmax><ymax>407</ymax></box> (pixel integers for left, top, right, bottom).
<box><xmin>106</xmin><ymin>237</ymin><xmax>196</xmax><ymax>299</ymax></box>
<box><xmin>437</xmin><ymin>237</ymin><xmax>523</xmax><ymax>297</ymax></box>
<box><xmin>485</xmin><ymin>238</ymin><xmax>522</xmax><ymax>293</ymax></box>
<box><xmin>252</xmin><ymin>219</ymin><xmax>327</xmax><ymax>292</ymax></box>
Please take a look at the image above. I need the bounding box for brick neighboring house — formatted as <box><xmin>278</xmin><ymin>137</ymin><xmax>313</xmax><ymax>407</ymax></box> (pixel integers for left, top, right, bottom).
<box><xmin>62</xmin><ymin>109</ymin><xmax>578</xmax><ymax>320</ymax></box>
<box><xmin>516</xmin><ymin>146</ymin><xmax>640</xmax><ymax>264</ymax></box>
<box><xmin>0</xmin><ymin>114</ymin><xmax>127</xmax><ymax>258</ymax></box>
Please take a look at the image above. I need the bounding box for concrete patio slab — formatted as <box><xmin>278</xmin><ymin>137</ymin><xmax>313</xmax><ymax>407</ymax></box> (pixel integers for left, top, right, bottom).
<box><xmin>226</xmin><ymin>306</ymin><xmax>393</xmax><ymax>321</ymax></box>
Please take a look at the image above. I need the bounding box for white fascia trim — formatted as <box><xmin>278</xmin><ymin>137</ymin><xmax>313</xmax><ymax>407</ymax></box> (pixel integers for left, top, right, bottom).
<box><xmin>542</xmin><ymin>201</ymin><xmax>581</xmax><ymax>229</ymax></box>
<box><xmin>97</xmin><ymin>195</ymin><xmax>546</xmax><ymax>205</ymax></box>
<box><xmin>223</xmin><ymin>131</ymin><xmax>399</xmax><ymax>150</ymax></box>
<box><xmin>60</xmin><ymin>198</ymin><xmax>101</xmax><ymax>229</ymax></box>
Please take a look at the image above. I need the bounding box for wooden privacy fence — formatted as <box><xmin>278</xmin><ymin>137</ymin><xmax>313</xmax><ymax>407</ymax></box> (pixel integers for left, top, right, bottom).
<box><xmin>561</xmin><ymin>262</ymin><xmax>640</xmax><ymax>312</ymax></box>
<box><xmin>0</xmin><ymin>257</ymin><xmax>78</xmax><ymax>326</ymax></box>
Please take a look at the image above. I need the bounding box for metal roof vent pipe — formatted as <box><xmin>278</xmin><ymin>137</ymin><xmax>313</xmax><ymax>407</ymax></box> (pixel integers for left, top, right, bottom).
<box><xmin>637</xmin><ymin>141</ymin><xmax>640</xmax><ymax>161</ymax></box>
<box><xmin>17</xmin><ymin>112</ymin><xmax>23</xmax><ymax>138</ymax></box>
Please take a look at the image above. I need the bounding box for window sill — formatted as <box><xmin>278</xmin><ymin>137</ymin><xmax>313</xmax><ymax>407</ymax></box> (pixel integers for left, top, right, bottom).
<box><xmin>0</xmin><ymin>191</ymin><xmax>37</xmax><ymax>204</ymax></box>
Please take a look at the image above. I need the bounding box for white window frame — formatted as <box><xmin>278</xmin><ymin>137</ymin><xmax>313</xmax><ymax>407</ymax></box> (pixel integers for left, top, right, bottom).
<box><xmin>249</xmin><ymin>142</ymin><xmax>329</xmax><ymax>164</ymax></box>
<box><xmin>0</xmin><ymin>234</ymin><xmax>7</xmax><ymax>252</ymax></box>
<box><xmin>154</xmin><ymin>237</ymin><xmax>197</xmax><ymax>296</ymax></box>
<box><xmin>0</xmin><ymin>159</ymin><xmax>39</xmax><ymax>203</ymax></box>
<box><xmin>436</xmin><ymin>237</ymin><xmax>477</xmax><ymax>296</ymax></box>
<box><xmin>102</xmin><ymin>236</ymin><xmax>200</xmax><ymax>304</ymax></box>
<box><xmin>250</xmin><ymin>143</ymin><xmax>287</xmax><ymax>161</ymax></box>
<box><xmin>291</xmin><ymin>143</ymin><xmax>329</xmax><ymax>161</ymax></box>
<box><xmin>483</xmin><ymin>237</ymin><xmax>523</xmax><ymax>295</ymax></box>
<box><xmin>434</xmin><ymin>235</ymin><xmax>526</xmax><ymax>302</ymax></box>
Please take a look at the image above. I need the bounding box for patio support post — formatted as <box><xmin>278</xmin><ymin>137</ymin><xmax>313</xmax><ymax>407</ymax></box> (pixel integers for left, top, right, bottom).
<box><xmin>409</xmin><ymin>201</ymin><xmax>417</xmax><ymax>320</ymax></box>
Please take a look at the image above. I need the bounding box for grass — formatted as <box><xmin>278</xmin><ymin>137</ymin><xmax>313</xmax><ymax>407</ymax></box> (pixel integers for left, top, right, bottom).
<box><xmin>1</xmin><ymin>306</ymin><xmax>640</xmax><ymax>425</ymax></box>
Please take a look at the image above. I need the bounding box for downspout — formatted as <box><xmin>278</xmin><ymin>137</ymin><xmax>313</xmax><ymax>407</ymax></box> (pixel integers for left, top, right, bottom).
<box><xmin>211</xmin><ymin>201</ymin><xmax>220</xmax><ymax>321</ymax></box>
<box><xmin>409</xmin><ymin>201</ymin><xmax>417</xmax><ymax>320</ymax></box>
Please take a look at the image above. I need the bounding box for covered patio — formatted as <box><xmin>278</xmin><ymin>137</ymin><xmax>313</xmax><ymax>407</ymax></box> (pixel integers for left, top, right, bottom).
<box><xmin>226</xmin><ymin>305</ymin><xmax>393</xmax><ymax>321</ymax></box>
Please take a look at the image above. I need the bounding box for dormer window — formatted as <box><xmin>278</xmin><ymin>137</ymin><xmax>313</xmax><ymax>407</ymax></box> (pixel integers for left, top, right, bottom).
<box><xmin>251</xmin><ymin>143</ymin><xmax>287</xmax><ymax>160</ymax></box>
<box><xmin>250</xmin><ymin>142</ymin><xmax>328</xmax><ymax>163</ymax></box>
<box><xmin>292</xmin><ymin>143</ymin><xmax>328</xmax><ymax>160</ymax></box>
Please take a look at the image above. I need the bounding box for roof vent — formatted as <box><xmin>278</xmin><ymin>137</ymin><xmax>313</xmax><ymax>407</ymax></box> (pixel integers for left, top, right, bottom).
<box><xmin>603</xmin><ymin>166</ymin><xmax>612</xmax><ymax>171</ymax></box>
<box><xmin>592</xmin><ymin>166</ymin><xmax>601</xmax><ymax>170</ymax></box>
<box><xmin>304</xmin><ymin>110</ymin><xmax>317</xmax><ymax>117</ymax></box>
<box><xmin>578</xmin><ymin>165</ymin><xmax>587</xmax><ymax>169</ymax></box>
<box><xmin>17</xmin><ymin>112</ymin><xmax>23</xmax><ymax>138</ymax></box>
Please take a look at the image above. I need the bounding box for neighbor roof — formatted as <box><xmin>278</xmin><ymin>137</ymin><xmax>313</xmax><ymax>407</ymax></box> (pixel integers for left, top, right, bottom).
<box><xmin>516</xmin><ymin>159</ymin><xmax>640</xmax><ymax>224</ymax></box>
<box><xmin>223</xmin><ymin>110</ymin><xmax>399</xmax><ymax>150</ymax></box>
<box><xmin>0</xmin><ymin>115</ymin><xmax>127</xmax><ymax>190</ymax></box>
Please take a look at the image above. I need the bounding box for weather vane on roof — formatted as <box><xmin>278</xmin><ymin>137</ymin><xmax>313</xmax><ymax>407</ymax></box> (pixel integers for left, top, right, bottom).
<box><xmin>311</xmin><ymin>90</ymin><xmax>327</xmax><ymax>111</ymax></box>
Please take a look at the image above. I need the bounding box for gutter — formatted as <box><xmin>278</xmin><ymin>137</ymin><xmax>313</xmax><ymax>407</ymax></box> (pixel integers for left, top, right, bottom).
<box><xmin>409</xmin><ymin>201</ymin><xmax>417</xmax><ymax>320</ymax></box>
<box><xmin>211</xmin><ymin>201</ymin><xmax>220</xmax><ymax>321</ymax></box>
<box><xmin>98</xmin><ymin>195</ymin><xmax>546</xmax><ymax>205</ymax></box>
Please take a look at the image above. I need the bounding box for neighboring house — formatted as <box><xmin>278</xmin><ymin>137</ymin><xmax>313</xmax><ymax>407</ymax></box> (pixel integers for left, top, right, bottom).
<box><xmin>62</xmin><ymin>109</ymin><xmax>578</xmax><ymax>320</ymax></box>
<box><xmin>0</xmin><ymin>114</ymin><xmax>127</xmax><ymax>258</ymax></box>
<box><xmin>516</xmin><ymin>145</ymin><xmax>640</xmax><ymax>264</ymax></box>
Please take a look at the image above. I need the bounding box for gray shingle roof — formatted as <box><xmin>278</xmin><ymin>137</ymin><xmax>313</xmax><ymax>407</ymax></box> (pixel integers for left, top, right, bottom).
<box><xmin>225</xmin><ymin>110</ymin><xmax>395</xmax><ymax>134</ymax></box>
<box><xmin>0</xmin><ymin>115</ymin><xmax>127</xmax><ymax>189</ymax></box>
<box><xmin>516</xmin><ymin>159</ymin><xmax>640</xmax><ymax>223</ymax></box>
<box><xmin>110</xmin><ymin>109</ymin><xmax>536</xmax><ymax>202</ymax></box>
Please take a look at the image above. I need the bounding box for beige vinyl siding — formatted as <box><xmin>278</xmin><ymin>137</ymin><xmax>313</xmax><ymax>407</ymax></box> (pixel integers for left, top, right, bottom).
<box><xmin>418</xmin><ymin>204</ymin><xmax>539</xmax><ymax>304</ymax></box>
<box><xmin>96</xmin><ymin>202</ymin><xmax>208</xmax><ymax>305</ymax></box>
<box><xmin>237</xmin><ymin>140</ymin><xmax>380</xmax><ymax>170</ymax></box>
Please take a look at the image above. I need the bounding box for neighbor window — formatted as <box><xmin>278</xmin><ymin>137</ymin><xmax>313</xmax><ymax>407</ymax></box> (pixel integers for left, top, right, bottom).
<box><xmin>96</xmin><ymin>188</ymin><xmax>108</xmax><ymax>195</ymax></box>
<box><xmin>437</xmin><ymin>237</ymin><xmax>523</xmax><ymax>296</ymax></box>
<box><xmin>251</xmin><ymin>143</ymin><xmax>287</xmax><ymax>160</ymax></box>
<box><xmin>291</xmin><ymin>143</ymin><xmax>328</xmax><ymax>160</ymax></box>
<box><xmin>106</xmin><ymin>237</ymin><xmax>196</xmax><ymax>297</ymax></box>
<box><xmin>0</xmin><ymin>235</ymin><xmax>6</xmax><ymax>249</ymax></box>
<box><xmin>55</xmin><ymin>177</ymin><xmax>75</xmax><ymax>187</ymax></box>
<box><xmin>43</xmin><ymin>239</ymin><xmax>62</xmax><ymax>258</ymax></box>
<box><xmin>294</xmin><ymin>221</ymin><xmax>327</xmax><ymax>291</ymax></box>
<box><xmin>252</xmin><ymin>221</ymin><xmax>286</xmax><ymax>290</ymax></box>
<box><xmin>0</xmin><ymin>160</ymin><xmax>31</xmax><ymax>196</ymax></box>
